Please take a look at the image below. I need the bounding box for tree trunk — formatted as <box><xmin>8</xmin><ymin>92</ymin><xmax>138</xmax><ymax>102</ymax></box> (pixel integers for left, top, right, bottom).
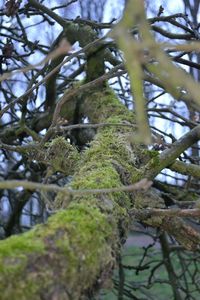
<box><xmin>0</xmin><ymin>87</ymin><xmax>144</xmax><ymax>299</ymax></box>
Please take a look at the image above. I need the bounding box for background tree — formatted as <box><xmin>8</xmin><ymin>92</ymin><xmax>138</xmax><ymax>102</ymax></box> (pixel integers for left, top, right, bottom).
<box><xmin>1</xmin><ymin>0</ymin><xmax>200</xmax><ymax>299</ymax></box>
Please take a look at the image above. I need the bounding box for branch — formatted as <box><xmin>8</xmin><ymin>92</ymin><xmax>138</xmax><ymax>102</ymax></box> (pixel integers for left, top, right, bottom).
<box><xmin>169</xmin><ymin>160</ymin><xmax>200</xmax><ymax>178</ymax></box>
<box><xmin>0</xmin><ymin>84</ymin><xmax>152</xmax><ymax>298</ymax></box>
<box><xmin>130</xmin><ymin>207</ymin><xmax>200</xmax><ymax>218</ymax></box>
<box><xmin>159</xmin><ymin>233</ymin><xmax>183</xmax><ymax>300</ymax></box>
<box><xmin>0</xmin><ymin>178</ymin><xmax>152</xmax><ymax>196</ymax></box>
<box><xmin>0</xmin><ymin>141</ymin><xmax>35</xmax><ymax>154</ymax></box>
<box><xmin>0</xmin><ymin>38</ymin><xmax>105</xmax><ymax>118</ymax></box>
<box><xmin>111</xmin><ymin>1</ymin><xmax>152</xmax><ymax>144</ymax></box>
<box><xmin>50</xmin><ymin>63</ymin><xmax>124</xmax><ymax>126</ymax></box>
<box><xmin>0</xmin><ymin>40</ymin><xmax>71</xmax><ymax>83</ymax></box>
<box><xmin>152</xmin><ymin>25</ymin><xmax>192</xmax><ymax>39</ymax></box>
<box><xmin>132</xmin><ymin>207</ymin><xmax>200</xmax><ymax>251</ymax></box>
<box><xmin>29</xmin><ymin>0</ymin><xmax>68</xmax><ymax>27</ymax></box>
<box><xmin>144</xmin><ymin>124</ymin><xmax>200</xmax><ymax>179</ymax></box>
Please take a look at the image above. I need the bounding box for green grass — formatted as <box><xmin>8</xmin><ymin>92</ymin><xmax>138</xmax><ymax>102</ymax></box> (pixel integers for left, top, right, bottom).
<box><xmin>98</xmin><ymin>234</ymin><xmax>200</xmax><ymax>300</ymax></box>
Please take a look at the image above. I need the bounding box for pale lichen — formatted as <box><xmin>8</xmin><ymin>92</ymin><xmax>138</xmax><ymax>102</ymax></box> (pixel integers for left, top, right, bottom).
<box><xmin>45</xmin><ymin>136</ymin><xmax>80</xmax><ymax>174</ymax></box>
<box><xmin>29</xmin><ymin>136</ymin><xmax>80</xmax><ymax>175</ymax></box>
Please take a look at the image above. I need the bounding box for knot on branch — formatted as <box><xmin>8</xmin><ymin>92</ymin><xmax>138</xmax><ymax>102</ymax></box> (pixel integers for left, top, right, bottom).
<box><xmin>45</xmin><ymin>137</ymin><xmax>80</xmax><ymax>174</ymax></box>
<box><xmin>30</xmin><ymin>137</ymin><xmax>80</xmax><ymax>175</ymax></box>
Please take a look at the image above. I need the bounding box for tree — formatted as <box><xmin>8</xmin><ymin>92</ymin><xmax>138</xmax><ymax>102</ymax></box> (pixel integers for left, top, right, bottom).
<box><xmin>1</xmin><ymin>0</ymin><xmax>200</xmax><ymax>299</ymax></box>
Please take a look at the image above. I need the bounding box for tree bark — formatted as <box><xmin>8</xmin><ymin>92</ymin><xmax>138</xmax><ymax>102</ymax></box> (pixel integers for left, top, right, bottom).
<box><xmin>0</xmin><ymin>87</ymin><xmax>143</xmax><ymax>299</ymax></box>
<box><xmin>2</xmin><ymin>1</ymin><xmax>200</xmax><ymax>299</ymax></box>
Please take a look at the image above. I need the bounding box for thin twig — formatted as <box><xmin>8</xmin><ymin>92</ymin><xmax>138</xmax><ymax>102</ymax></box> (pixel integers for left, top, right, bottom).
<box><xmin>0</xmin><ymin>178</ymin><xmax>152</xmax><ymax>195</ymax></box>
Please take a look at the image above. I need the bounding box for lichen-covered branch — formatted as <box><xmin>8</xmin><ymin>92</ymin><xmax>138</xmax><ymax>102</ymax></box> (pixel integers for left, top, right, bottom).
<box><xmin>143</xmin><ymin>124</ymin><xmax>200</xmax><ymax>179</ymax></box>
<box><xmin>2</xmin><ymin>1</ymin><xmax>200</xmax><ymax>298</ymax></box>
<box><xmin>169</xmin><ymin>160</ymin><xmax>200</xmax><ymax>178</ymax></box>
<box><xmin>0</xmin><ymin>87</ymin><xmax>144</xmax><ymax>299</ymax></box>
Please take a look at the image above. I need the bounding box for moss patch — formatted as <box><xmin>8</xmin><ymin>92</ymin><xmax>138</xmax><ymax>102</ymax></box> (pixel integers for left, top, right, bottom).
<box><xmin>45</xmin><ymin>136</ymin><xmax>80</xmax><ymax>174</ymax></box>
<box><xmin>83</xmin><ymin>87</ymin><xmax>134</xmax><ymax>123</ymax></box>
<box><xmin>0</xmin><ymin>85</ymin><xmax>152</xmax><ymax>299</ymax></box>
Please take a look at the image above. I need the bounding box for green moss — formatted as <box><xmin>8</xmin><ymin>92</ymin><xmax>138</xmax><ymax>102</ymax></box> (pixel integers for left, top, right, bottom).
<box><xmin>0</xmin><ymin>84</ymin><xmax>149</xmax><ymax>299</ymax></box>
<box><xmin>0</xmin><ymin>227</ymin><xmax>44</xmax><ymax>258</ymax></box>
<box><xmin>0</xmin><ymin>226</ymin><xmax>46</xmax><ymax>299</ymax></box>
<box><xmin>27</xmin><ymin>136</ymin><xmax>80</xmax><ymax>176</ymax></box>
<box><xmin>84</xmin><ymin>87</ymin><xmax>134</xmax><ymax>123</ymax></box>
<box><xmin>145</xmin><ymin>216</ymin><xmax>163</xmax><ymax>227</ymax></box>
<box><xmin>144</xmin><ymin>153</ymin><xmax>161</xmax><ymax>170</ymax></box>
<box><xmin>71</xmin><ymin>163</ymin><xmax>130</xmax><ymax>207</ymax></box>
<box><xmin>0</xmin><ymin>205</ymin><xmax>117</xmax><ymax>299</ymax></box>
<box><xmin>45</xmin><ymin>136</ymin><xmax>80</xmax><ymax>174</ymax></box>
<box><xmin>72</xmin><ymin>162</ymin><xmax>120</xmax><ymax>189</ymax></box>
<box><xmin>60</xmin><ymin>81</ymin><xmax>84</xmax><ymax>122</ymax></box>
<box><xmin>149</xmin><ymin>150</ymin><xmax>159</xmax><ymax>158</ymax></box>
<box><xmin>141</xmin><ymin>149</ymin><xmax>159</xmax><ymax>158</ymax></box>
<box><xmin>130</xmin><ymin>169</ymin><xmax>143</xmax><ymax>183</ymax></box>
<box><xmin>54</xmin><ymin>204</ymin><xmax>113</xmax><ymax>250</ymax></box>
<box><xmin>42</xmin><ymin>204</ymin><xmax>116</xmax><ymax>293</ymax></box>
<box><xmin>86</xmin><ymin>52</ymin><xmax>105</xmax><ymax>82</ymax></box>
<box><xmin>85</xmin><ymin>130</ymin><xmax>136</xmax><ymax>167</ymax></box>
<box><xmin>55</xmin><ymin>94</ymin><xmax>140</xmax><ymax>210</ymax></box>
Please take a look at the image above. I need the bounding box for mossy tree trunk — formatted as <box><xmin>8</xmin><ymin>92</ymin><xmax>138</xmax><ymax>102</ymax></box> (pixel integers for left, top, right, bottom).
<box><xmin>0</xmin><ymin>87</ymin><xmax>149</xmax><ymax>299</ymax></box>
<box><xmin>2</xmin><ymin>1</ymin><xmax>200</xmax><ymax>299</ymax></box>
<box><xmin>1</xmin><ymin>84</ymin><xmax>200</xmax><ymax>299</ymax></box>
